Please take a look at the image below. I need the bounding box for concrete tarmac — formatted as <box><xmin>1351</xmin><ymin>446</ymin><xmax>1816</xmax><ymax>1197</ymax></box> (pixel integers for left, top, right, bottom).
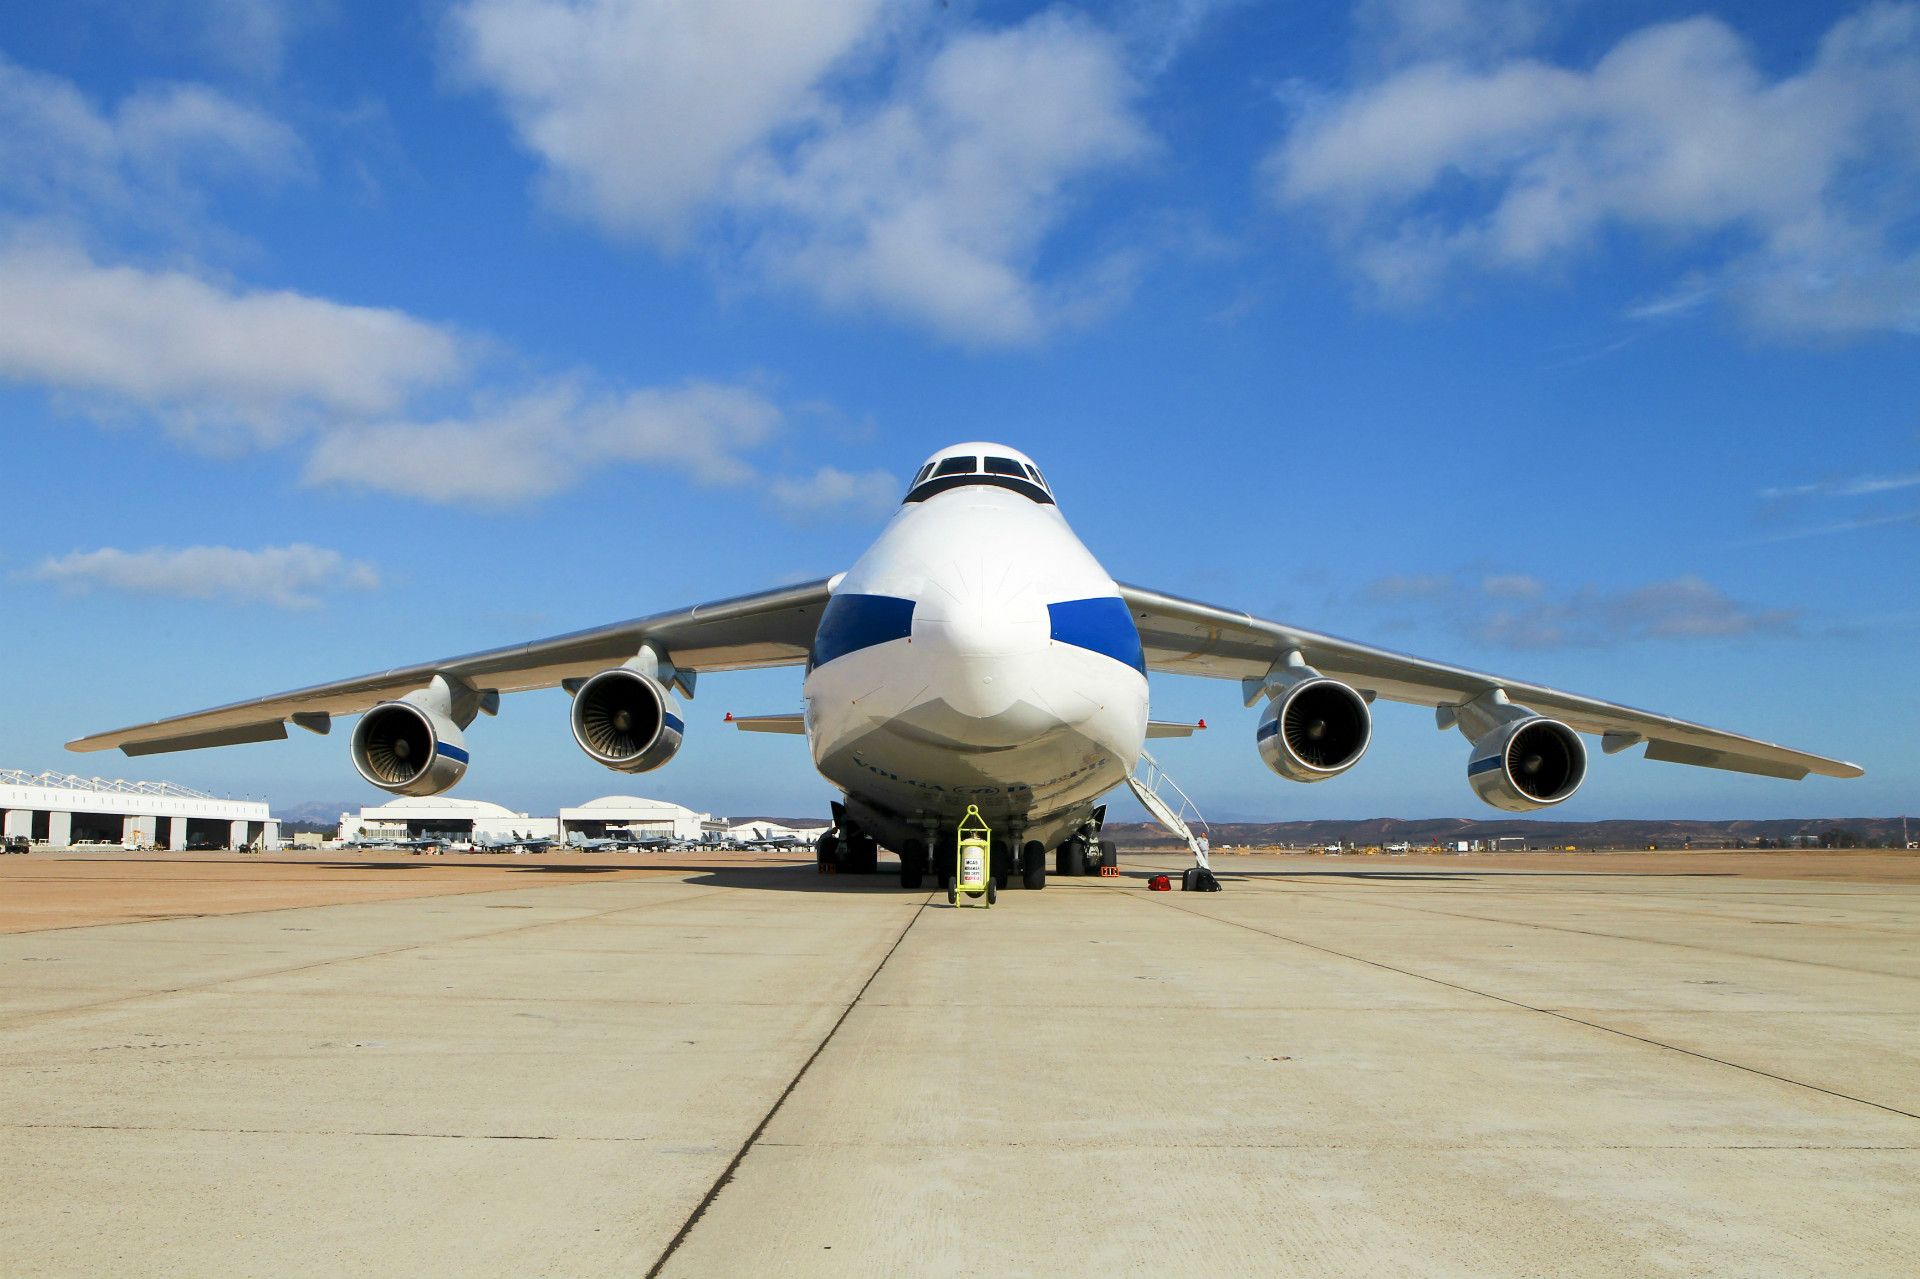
<box><xmin>2</xmin><ymin>850</ymin><xmax>1917</xmax><ymax>1276</ymax></box>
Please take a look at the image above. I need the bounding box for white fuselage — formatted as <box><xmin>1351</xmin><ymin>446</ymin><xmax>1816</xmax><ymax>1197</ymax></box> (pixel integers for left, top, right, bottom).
<box><xmin>801</xmin><ymin>484</ymin><xmax>1148</xmax><ymax>851</ymax></box>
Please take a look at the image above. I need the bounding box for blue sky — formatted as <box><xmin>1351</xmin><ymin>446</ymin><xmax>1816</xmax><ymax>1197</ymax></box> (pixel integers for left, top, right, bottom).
<box><xmin>0</xmin><ymin>0</ymin><xmax>1913</xmax><ymax>823</ymax></box>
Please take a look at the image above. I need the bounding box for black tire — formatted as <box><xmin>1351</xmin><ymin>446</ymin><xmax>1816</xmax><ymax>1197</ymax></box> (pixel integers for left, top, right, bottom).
<box><xmin>986</xmin><ymin>880</ymin><xmax>997</xmax><ymax>905</ymax></box>
<box><xmin>846</xmin><ymin>834</ymin><xmax>878</xmax><ymax>875</ymax></box>
<box><xmin>947</xmin><ymin>885</ymin><xmax>957</xmax><ymax>905</ymax></box>
<box><xmin>815</xmin><ymin>831</ymin><xmax>842</xmax><ymax>874</ymax></box>
<box><xmin>899</xmin><ymin>839</ymin><xmax>926</xmax><ymax>890</ymax></box>
<box><xmin>1099</xmin><ymin>838</ymin><xmax>1118</xmax><ymax>868</ymax></box>
<box><xmin>1055</xmin><ymin>845</ymin><xmax>1071</xmax><ymax>877</ymax></box>
<box><xmin>1021</xmin><ymin>840</ymin><xmax>1046</xmax><ymax>890</ymax></box>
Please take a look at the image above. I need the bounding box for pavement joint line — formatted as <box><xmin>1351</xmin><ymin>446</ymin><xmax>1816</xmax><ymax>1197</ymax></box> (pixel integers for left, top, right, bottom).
<box><xmin>0</xmin><ymin>882</ymin><xmax>745</xmax><ymax>1031</ymax></box>
<box><xmin>1215</xmin><ymin>873</ymin><xmax>1920</xmax><ymax>982</ymax></box>
<box><xmin>644</xmin><ymin>892</ymin><xmax>932</xmax><ymax>1279</ymax></box>
<box><xmin>1134</xmin><ymin>891</ymin><xmax>1920</xmax><ymax>1125</ymax></box>
<box><xmin>743</xmin><ymin>1139</ymin><xmax>1920</xmax><ymax>1152</ymax></box>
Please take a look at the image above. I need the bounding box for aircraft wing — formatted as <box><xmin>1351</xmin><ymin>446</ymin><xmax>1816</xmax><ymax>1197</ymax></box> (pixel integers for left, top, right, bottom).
<box><xmin>1118</xmin><ymin>583</ymin><xmax>1863</xmax><ymax>782</ymax></box>
<box><xmin>70</xmin><ymin>579</ymin><xmax>833</xmax><ymax>757</ymax></box>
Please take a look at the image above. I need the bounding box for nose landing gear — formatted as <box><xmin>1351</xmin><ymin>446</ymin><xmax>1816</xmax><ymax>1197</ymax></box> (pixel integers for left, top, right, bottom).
<box><xmin>816</xmin><ymin>827</ymin><xmax>878</xmax><ymax>875</ymax></box>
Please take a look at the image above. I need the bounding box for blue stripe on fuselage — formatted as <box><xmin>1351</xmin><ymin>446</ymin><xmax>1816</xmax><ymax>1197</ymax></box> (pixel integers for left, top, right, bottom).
<box><xmin>1047</xmin><ymin>597</ymin><xmax>1145</xmax><ymax>676</ymax></box>
<box><xmin>811</xmin><ymin>593</ymin><xmax>916</xmax><ymax>669</ymax></box>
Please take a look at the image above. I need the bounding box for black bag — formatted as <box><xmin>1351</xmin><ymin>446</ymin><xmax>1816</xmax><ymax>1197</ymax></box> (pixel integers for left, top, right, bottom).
<box><xmin>1181</xmin><ymin>867</ymin><xmax>1221</xmax><ymax>892</ymax></box>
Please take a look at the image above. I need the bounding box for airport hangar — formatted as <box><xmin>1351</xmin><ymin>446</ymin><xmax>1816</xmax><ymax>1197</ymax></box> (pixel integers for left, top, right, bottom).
<box><xmin>337</xmin><ymin>795</ymin><xmax>742</xmax><ymax>844</ymax></box>
<box><xmin>1</xmin><ymin>770</ymin><xmax>277</xmax><ymax>850</ymax></box>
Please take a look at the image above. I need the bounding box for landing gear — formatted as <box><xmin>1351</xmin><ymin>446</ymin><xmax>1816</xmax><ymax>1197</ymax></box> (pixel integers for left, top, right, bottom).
<box><xmin>1099</xmin><ymin>838</ymin><xmax>1118</xmax><ymax>871</ymax></box>
<box><xmin>900</xmin><ymin>839</ymin><xmax>927</xmax><ymax>890</ymax></box>
<box><xmin>817</xmin><ymin>827</ymin><xmax>878</xmax><ymax>874</ymax></box>
<box><xmin>815</xmin><ymin>830</ymin><xmax>842</xmax><ymax>873</ymax></box>
<box><xmin>1053</xmin><ymin>836</ymin><xmax>1099</xmax><ymax>876</ymax></box>
<box><xmin>1021</xmin><ymin>839</ymin><xmax>1046</xmax><ymax>890</ymax></box>
<box><xmin>845</xmin><ymin>833</ymin><xmax>878</xmax><ymax>875</ymax></box>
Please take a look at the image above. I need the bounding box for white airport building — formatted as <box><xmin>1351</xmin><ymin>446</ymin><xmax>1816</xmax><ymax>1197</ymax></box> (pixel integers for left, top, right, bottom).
<box><xmin>559</xmin><ymin>796</ymin><xmax>724</xmax><ymax>842</ymax></box>
<box><xmin>338</xmin><ymin>797</ymin><xmax>559</xmax><ymax>845</ymax></box>
<box><xmin>1</xmin><ymin>769</ymin><xmax>277</xmax><ymax>850</ymax></box>
<box><xmin>335</xmin><ymin>796</ymin><xmax>818</xmax><ymax>847</ymax></box>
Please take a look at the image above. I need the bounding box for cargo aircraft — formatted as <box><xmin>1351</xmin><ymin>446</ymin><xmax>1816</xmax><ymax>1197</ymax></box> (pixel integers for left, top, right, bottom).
<box><xmin>71</xmin><ymin>443</ymin><xmax>1861</xmax><ymax>890</ymax></box>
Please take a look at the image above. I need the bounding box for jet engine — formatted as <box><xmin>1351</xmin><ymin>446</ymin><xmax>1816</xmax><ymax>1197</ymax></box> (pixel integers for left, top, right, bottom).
<box><xmin>351</xmin><ymin>700</ymin><xmax>468</xmax><ymax>797</ymax></box>
<box><xmin>570</xmin><ymin>667</ymin><xmax>684</xmax><ymax>773</ymax></box>
<box><xmin>1465</xmin><ymin>715</ymin><xmax>1586</xmax><ymax>811</ymax></box>
<box><xmin>1248</xmin><ymin>657</ymin><xmax>1371</xmax><ymax>782</ymax></box>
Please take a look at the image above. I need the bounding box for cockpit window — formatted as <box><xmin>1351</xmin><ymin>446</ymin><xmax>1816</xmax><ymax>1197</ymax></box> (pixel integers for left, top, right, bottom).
<box><xmin>902</xmin><ymin>450</ymin><xmax>1055</xmax><ymax>506</ymax></box>
<box><xmin>1024</xmin><ymin>464</ymin><xmax>1047</xmax><ymax>486</ymax></box>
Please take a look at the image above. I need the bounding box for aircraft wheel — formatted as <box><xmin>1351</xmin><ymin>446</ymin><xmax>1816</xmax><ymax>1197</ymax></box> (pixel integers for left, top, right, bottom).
<box><xmin>842</xmin><ymin>832</ymin><xmax>877</xmax><ymax>875</ymax></box>
<box><xmin>1054</xmin><ymin>845</ymin><xmax>1070</xmax><ymax>877</ymax></box>
<box><xmin>1021</xmin><ymin>840</ymin><xmax>1046</xmax><ymax>890</ymax></box>
<box><xmin>815</xmin><ymin>831</ymin><xmax>842</xmax><ymax>874</ymax></box>
<box><xmin>900</xmin><ymin>840</ymin><xmax>926</xmax><ymax>890</ymax></box>
<box><xmin>1099</xmin><ymin>839</ymin><xmax>1118</xmax><ymax>869</ymax></box>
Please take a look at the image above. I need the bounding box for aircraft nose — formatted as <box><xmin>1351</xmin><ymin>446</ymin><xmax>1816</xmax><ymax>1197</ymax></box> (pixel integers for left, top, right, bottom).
<box><xmin>913</xmin><ymin>560</ymin><xmax>1049</xmax><ymax>717</ymax></box>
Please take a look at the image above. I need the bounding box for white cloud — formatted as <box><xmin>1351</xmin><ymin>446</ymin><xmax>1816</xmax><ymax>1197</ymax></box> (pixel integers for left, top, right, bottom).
<box><xmin>1353</xmin><ymin>0</ymin><xmax>1561</xmax><ymax>67</ymax></box>
<box><xmin>32</xmin><ymin>543</ymin><xmax>379</xmax><ymax>610</ymax></box>
<box><xmin>1365</xmin><ymin>572</ymin><xmax>1453</xmax><ymax>601</ymax></box>
<box><xmin>0</xmin><ymin>49</ymin><xmax>846</xmax><ymax>509</ymax></box>
<box><xmin>302</xmin><ymin>379</ymin><xmax>783</xmax><ymax>504</ymax></box>
<box><xmin>0</xmin><ymin>239</ymin><xmax>468</xmax><ymax>445</ymax></box>
<box><xmin>1480</xmin><ymin>573</ymin><xmax>1544</xmax><ymax>599</ymax></box>
<box><xmin>451</xmin><ymin>0</ymin><xmax>890</xmax><ymax>241</ymax></box>
<box><xmin>1761</xmin><ymin>470</ymin><xmax>1920</xmax><ymax>500</ymax></box>
<box><xmin>0</xmin><ymin>51</ymin><xmax>306</xmax><ymax>231</ymax></box>
<box><xmin>734</xmin><ymin>12</ymin><xmax>1152</xmax><ymax>342</ymax></box>
<box><xmin>451</xmin><ymin>2</ymin><xmax>1154</xmax><ymax>342</ymax></box>
<box><xmin>767</xmin><ymin>466</ymin><xmax>897</xmax><ymax>522</ymax></box>
<box><xmin>1741</xmin><ymin>509</ymin><xmax>1920</xmax><ymax>544</ymax></box>
<box><xmin>1622</xmin><ymin>280</ymin><xmax>1714</xmax><ymax>322</ymax></box>
<box><xmin>1361</xmin><ymin>571</ymin><xmax>1797</xmax><ymax>648</ymax></box>
<box><xmin>1271</xmin><ymin>5</ymin><xmax>1920</xmax><ymax>336</ymax></box>
<box><xmin>185</xmin><ymin>0</ymin><xmax>321</xmax><ymax>79</ymax></box>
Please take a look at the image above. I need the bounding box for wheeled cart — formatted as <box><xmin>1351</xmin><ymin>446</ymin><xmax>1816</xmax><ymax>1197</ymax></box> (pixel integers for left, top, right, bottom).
<box><xmin>949</xmin><ymin>805</ymin><xmax>995</xmax><ymax>908</ymax></box>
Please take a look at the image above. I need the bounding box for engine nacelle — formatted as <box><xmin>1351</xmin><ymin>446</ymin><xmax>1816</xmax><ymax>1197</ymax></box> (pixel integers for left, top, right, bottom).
<box><xmin>570</xmin><ymin>667</ymin><xmax>684</xmax><ymax>773</ymax></box>
<box><xmin>1256</xmin><ymin>676</ymin><xmax>1372</xmax><ymax>782</ymax></box>
<box><xmin>1467</xmin><ymin>716</ymin><xmax>1586</xmax><ymax>811</ymax></box>
<box><xmin>351</xmin><ymin>700</ymin><xmax>468</xmax><ymax>797</ymax></box>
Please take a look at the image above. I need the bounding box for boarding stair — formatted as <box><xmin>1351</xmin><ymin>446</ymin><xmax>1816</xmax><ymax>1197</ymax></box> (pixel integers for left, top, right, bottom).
<box><xmin>1126</xmin><ymin>749</ymin><xmax>1212</xmax><ymax>872</ymax></box>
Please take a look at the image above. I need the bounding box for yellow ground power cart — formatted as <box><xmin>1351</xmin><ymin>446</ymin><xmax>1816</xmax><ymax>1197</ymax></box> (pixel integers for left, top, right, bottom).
<box><xmin>950</xmin><ymin>805</ymin><xmax>996</xmax><ymax>908</ymax></box>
